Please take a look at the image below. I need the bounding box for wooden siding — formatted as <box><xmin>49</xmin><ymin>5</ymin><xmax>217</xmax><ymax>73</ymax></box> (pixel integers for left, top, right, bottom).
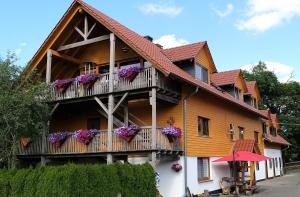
<box><xmin>183</xmin><ymin>86</ymin><xmax>264</xmax><ymax>157</ymax></box>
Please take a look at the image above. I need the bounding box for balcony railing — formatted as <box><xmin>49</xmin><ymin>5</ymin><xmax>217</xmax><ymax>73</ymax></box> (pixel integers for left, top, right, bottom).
<box><xmin>51</xmin><ymin>67</ymin><xmax>180</xmax><ymax>101</ymax></box>
<box><xmin>17</xmin><ymin>127</ymin><xmax>181</xmax><ymax>156</ymax></box>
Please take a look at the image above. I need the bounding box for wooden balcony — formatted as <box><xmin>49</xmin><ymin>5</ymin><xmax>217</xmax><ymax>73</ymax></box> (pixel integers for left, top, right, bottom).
<box><xmin>51</xmin><ymin>67</ymin><xmax>180</xmax><ymax>101</ymax></box>
<box><xmin>17</xmin><ymin>127</ymin><xmax>181</xmax><ymax>157</ymax></box>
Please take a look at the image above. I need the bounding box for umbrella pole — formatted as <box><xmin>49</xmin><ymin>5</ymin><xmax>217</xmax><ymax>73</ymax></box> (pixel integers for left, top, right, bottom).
<box><xmin>233</xmin><ymin>151</ymin><xmax>239</xmax><ymax>197</ymax></box>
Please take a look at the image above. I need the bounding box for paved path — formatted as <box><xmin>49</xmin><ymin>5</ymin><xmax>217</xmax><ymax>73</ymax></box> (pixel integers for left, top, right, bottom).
<box><xmin>253</xmin><ymin>170</ymin><xmax>300</xmax><ymax>197</ymax></box>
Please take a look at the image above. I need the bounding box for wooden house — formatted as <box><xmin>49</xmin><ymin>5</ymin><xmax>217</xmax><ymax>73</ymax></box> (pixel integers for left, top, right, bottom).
<box><xmin>17</xmin><ymin>0</ymin><xmax>289</xmax><ymax>196</ymax></box>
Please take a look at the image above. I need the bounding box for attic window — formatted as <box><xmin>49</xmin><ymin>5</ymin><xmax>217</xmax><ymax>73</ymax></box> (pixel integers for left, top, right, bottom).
<box><xmin>195</xmin><ymin>64</ymin><xmax>208</xmax><ymax>83</ymax></box>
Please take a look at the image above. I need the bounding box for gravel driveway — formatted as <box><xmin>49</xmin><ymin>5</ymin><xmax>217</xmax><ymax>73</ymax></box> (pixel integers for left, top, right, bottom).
<box><xmin>253</xmin><ymin>170</ymin><xmax>300</xmax><ymax>197</ymax></box>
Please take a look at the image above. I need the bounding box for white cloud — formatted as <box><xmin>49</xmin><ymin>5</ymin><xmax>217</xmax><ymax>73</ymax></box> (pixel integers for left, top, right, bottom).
<box><xmin>236</xmin><ymin>0</ymin><xmax>300</xmax><ymax>32</ymax></box>
<box><xmin>153</xmin><ymin>34</ymin><xmax>189</xmax><ymax>49</ymax></box>
<box><xmin>139</xmin><ymin>2</ymin><xmax>183</xmax><ymax>17</ymax></box>
<box><xmin>242</xmin><ymin>61</ymin><xmax>297</xmax><ymax>82</ymax></box>
<box><xmin>14</xmin><ymin>42</ymin><xmax>27</xmax><ymax>56</ymax></box>
<box><xmin>212</xmin><ymin>3</ymin><xmax>234</xmax><ymax>17</ymax></box>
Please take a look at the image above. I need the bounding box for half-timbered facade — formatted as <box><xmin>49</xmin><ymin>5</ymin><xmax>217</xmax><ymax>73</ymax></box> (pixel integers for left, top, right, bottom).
<box><xmin>17</xmin><ymin>1</ymin><xmax>289</xmax><ymax>196</ymax></box>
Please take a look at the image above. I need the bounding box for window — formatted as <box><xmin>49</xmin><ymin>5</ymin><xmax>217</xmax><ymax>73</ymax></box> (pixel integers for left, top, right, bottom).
<box><xmin>196</xmin><ymin>64</ymin><xmax>209</xmax><ymax>83</ymax></box>
<box><xmin>253</xmin><ymin>98</ymin><xmax>257</xmax><ymax>108</ymax></box>
<box><xmin>229</xmin><ymin>124</ymin><xmax>234</xmax><ymax>140</ymax></box>
<box><xmin>234</xmin><ymin>87</ymin><xmax>241</xmax><ymax>99</ymax></box>
<box><xmin>270</xmin><ymin>127</ymin><xmax>277</xmax><ymax>136</ymax></box>
<box><xmin>269</xmin><ymin>159</ymin><xmax>273</xmax><ymax>169</ymax></box>
<box><xmin>256</xmin><ymin>162</ymin><xmax>260</xmax><ymax>170</ymax></box>
<box><xmin>254</xmin><ymin>131</ymin><xmax>259</xmax><ymax>144</ymax></box>
<box><xmin>238</xmin><ymin>127</ymin><xmax>244</xmax><ymax>139</ymax></box>
<box><xmin>87</xmin><ymin>118</ymin><xmax>100</xmax><ymax>130</ymax></box>
<box><xmin>198</xmin><ymin>117</ymin><xmax>209</xmax><ymax>136</ymax></box>
<box><xmin>197</xmin><ymin>157</ymin><xmax>210</xmax><ymax>181</ymax></box>
<box><xmin>279</xmin><ymin>158</ymin><xmax>282</xmax><ymax>169</ymax></box>
<box><xmin>262</xmin><ymin>123</ymin><xmax>267</xmax><ymax>135</ymax></box>
<box><xmin>275</xmin><ymin>158</ymin><xmax>278</xmax><ymax>168</ymax></box>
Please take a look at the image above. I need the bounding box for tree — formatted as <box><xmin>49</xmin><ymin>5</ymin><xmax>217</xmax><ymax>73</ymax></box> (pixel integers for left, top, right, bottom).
<box><xmin>0</xmin><ymin>53</ymin><xmax>49</xmax><ymax>168</ymax></box>
<box><xmin>243</xmin><ymin>61</ymin><xmax>300</xmax><ymax>162</ymax></box>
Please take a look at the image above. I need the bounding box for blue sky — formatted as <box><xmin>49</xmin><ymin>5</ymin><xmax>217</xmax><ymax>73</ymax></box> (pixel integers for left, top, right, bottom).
<box><xmin>1</xmin><ymin>0</ymin><xmax>299</xmax><ymax>82</ymax></box>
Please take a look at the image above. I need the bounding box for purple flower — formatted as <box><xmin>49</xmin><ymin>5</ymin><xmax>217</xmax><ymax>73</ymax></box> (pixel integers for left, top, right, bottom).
<box><xmin>114</xmin><ymin>125</ymin><xmax>141</xmax><ymax>140</ymax></box>
<box><xmin>74</xmin><ymin>129</ymin><xmax>97</xmax><ymax>145</ymax></box>
<box><xmin>48</xmin><ymin>132</ymin><xmax>70</xmax><ymax>147</ymax></box>
<box><xmin>76</xmin><ymin>74</ymin><xmax>99</xmax><ymax>85</ymax></box>
<box><xmin>161</xmin><ymin>126</ymin><xmax>182</xmax><ymax>138</ymax></box>
<box><xmin>52</xmin><ymin>78</ymin><xmax>75</xmax><ymax>89</ymax></box>
<box><xmin>118</xmin><ymin>63</ymin><xmax>142</xmax><ymax>82</ymax></box>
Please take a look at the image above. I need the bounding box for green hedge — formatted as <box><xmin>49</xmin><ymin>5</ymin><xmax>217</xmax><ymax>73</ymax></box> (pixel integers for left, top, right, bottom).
<box><xmin>0</xmin><ymin>163</ymin><xmax>156</xmax><ymax>197</ymax></box>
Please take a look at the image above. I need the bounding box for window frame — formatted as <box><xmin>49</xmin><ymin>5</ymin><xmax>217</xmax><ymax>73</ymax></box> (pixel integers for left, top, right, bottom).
<box><xmin>195</xmin><ymin>64</ymin><xmax>209</xmax><ymax>84</ymax></box>
<box><xmin>198</xmin><ymin>116</ymin><xmax>209</xmax><ymax>137</ymax></box>
<box><xmin>238</xmin><ymin>126</ymin><xmax>244</xmax><ymax>140</ymax></box>
<box><xmin>254</xmin><ymin>131</ymin><xmax>259</xmax><ymax>144</ymax></box>
<box><xmin>269</xmin><ymin>159</ymin><xmax>273</xmax><ymax>169</ymax></box>
<box><xmin>229</xmin><ymin>124</ymin><xmax>234</xmax><ymax>141</ymax></box>
<box><xmin>256</xmin><ymin>162</ymin><xmax>260</xmax><ymax>170</ymax></box>
<box><xmin>197</xmin><ymin>157</ymin><xmax>210</xmax><ymax>182</ymax></box>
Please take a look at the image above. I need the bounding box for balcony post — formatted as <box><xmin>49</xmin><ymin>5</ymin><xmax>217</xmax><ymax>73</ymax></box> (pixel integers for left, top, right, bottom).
<box><xmin>124</xmin><ymin>103</ymin><xmax>129</xmax><ymax>127</ymax></box>
<box><xmin>151</xmin><ymin>67</ymin><xmax>157</xmax><ymax>168</ymax></box>
<box><xmin>107</xmin><ymin>33</ymin><xmax>115</xmax><ymax>164</ymax></box>
<box><xmin>46</xmin><ymin>49</ymin><xmax>52</xmax><ymax>83</ymax></box>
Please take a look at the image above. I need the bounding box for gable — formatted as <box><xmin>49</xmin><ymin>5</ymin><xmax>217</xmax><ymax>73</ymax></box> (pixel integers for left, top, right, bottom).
<box><xmin>235</xmin><ymin>73</ymin><xmax>248</xmax><ymax>93</ymax></box>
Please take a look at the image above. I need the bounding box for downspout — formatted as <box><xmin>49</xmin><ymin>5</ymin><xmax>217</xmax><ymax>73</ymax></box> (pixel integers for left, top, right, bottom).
<box><xmin>183</xmin><ymin>86</ymin><xmax>199</xmax><ymax>196</ymax></box>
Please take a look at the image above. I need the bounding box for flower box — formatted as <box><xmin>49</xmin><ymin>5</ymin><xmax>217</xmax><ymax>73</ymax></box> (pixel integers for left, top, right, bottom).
<box><xmin>48</xmin><ymin>132</ymin><xmax>69</xmax><ymax>147</ymax></box>
<box><xmin>118</xmin><ymin>63</ymin><xmax>142</xmax><ymax>82</ymax></box>
<box><xmin>52</xmin><ymin>78</ymin><xmax>75</xmax><ymax>93</ymax></box>
<box><xmin>161</xmin><ymin>126</ymin><xmax>181</xmax><ymax>143</ymax></box>
<box><xmin>171</xmin><ymin>163</ymin><xmax>182</xmax><ymax>172</ymax></box>
<box><xmin>114</xmin><ymin>125</ymin><xmax>141</xmax><ymax>143</ymax></box>
<box><xmin>20</xmin><ymin>137</ymin><xmax>31</xmax><ymax>148</ymax></box>
<box><xmin>74</xmin><ymin>129</ymin><xmax>97</xmax><ymax>145</ymax></box>
<box><xmin>76</xmin><ymin>74</ymin><xmax>99</xmax><ymax>89</ymax></box>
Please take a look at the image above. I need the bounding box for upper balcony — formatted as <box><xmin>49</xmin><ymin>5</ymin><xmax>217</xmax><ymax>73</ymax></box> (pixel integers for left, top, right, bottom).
<box><xmin>50</xmin><ymin>65</ymin><xmax>180</xmax><ymax>102</ymax></box>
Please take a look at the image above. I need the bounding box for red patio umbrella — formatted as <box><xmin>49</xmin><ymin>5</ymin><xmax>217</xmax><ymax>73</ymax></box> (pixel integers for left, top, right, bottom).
<box><xmin>213</xmin><ymin>151</ymin><xmax>271</xmax><ymax>162</ymax></box>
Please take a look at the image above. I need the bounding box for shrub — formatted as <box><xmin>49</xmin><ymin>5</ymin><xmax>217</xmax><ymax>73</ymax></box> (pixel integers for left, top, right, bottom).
<box><xmin>0</xmin><ymin>163</ymin><xmax>156</xmax><ymax>197</ymax></box>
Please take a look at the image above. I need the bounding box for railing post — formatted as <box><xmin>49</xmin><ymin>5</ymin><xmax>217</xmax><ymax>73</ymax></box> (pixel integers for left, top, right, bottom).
<box><xmin>151</xmin><ymin>67</ymin><xmax>157</xmax><ymax>168</ymax></box>
<box><xmin>107</xmin><ymin>33</ymin><xmax>115</xmax><ymax>164</ymax></box>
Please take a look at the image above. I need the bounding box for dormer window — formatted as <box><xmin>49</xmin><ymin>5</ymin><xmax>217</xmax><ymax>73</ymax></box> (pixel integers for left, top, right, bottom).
<box><xmin>196</xmin><ymin>64</ymin><xmax>208</xmax><ymax>83</ymax></box>
<box><xmin>234</xmin><ymin>87</ymin><xmax>240</xmax><ymax>99</ymax></box>
<box><xmin>270</xmin><ymin>126</ymin><xmax>277</xmax><ymax>136</ymax></box>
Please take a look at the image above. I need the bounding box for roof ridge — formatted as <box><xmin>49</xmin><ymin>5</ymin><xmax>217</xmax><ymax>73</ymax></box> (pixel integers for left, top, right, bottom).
<box><xmin>213</xmin><ymin>69</ymin><xmax>241</xmax><ymax>74</ymax></box>
<box><xmin>162</xmin><ymin>41</ymin><xmax>207</xmax><ymax>51</ymax></box>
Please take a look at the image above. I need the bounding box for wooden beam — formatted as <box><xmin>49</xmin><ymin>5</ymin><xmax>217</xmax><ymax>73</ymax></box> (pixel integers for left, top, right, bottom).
<box><xmin>50</xmin><ymin>103</ymin><xmax>60</xmax><ymax>117</ymax></box>
<box><xmin>87</xmin><ymin>23</ymin><xmax>96</xmax><ymax>38</ymax></box>
<box><xmin>84</xmin><ymin>16</ymin><xmax>88</xmax><ymax>39</ymax></box>
<box><xmin>151</xmin><ymin>66</ymin><xmax>157</xmax><ymax>168</ymax></box>
<box><xmin>97</xmin><ymin>109</ymin><xmax>123</xmax><ymax>127</ymax></box>
<box><xmin>74</xmin><ymin>26</ymin><xmax>85</xmax><ymax>39</ymax></box>
<box><xmin>124</xmin><ymin>104</ymin><xmax>129</xmax><ymax>127</ymax></box>
<box><xmin>94</xmin><ymin>97</ymin><xmax>108</xmax><ymax>114</ymax></box>
<box><xmin>50</xmin><ymin>50</ymin><xmax>82</xmax><ymax>65</ymax></box>
<box><xmin>57</xmin><ymin>34</ymin><xmax>109</xmax><ymax>51</ymax></box>
<box><xmin>46</xmin><ymin>50</ymin><xmax>52</xmax><ymax>83</ymax></box>
<box><xmin>112</xmin><ymin>92</ymin><xmax>128</xmax><ymax>114</ymax></box>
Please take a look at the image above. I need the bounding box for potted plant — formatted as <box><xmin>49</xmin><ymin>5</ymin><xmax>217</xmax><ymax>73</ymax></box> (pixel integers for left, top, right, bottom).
<box><xmin>48</xmin><ymin>131</ymin><xmax>69</xmax><ymax>147</ymax></box>
<box><xmin>76</xmin><ymin>73</ymin><xmax>99</xmax><ymax>89</ymax></box>
<box><xmin>171</xmin><ymin>163</ymin><xmax>182</xmax><ymax>172</ymax></box>
<box><xmin>52</xmin><ymin>78</ymin><xmax>75</xmax><ymax>93</ymax></box>
<box><xmin>114</xmin><ymin>124</ymin><xmax>141</xmax><ymax>142</ymax></box>
<box><xmin>118</xmin><ymin>63</ymin><xmax>142</xmax><ymax>82</ymax></box>
<box><xmin>161</xmin><ymin>126</ymin><xmax>181</xmax><ymax>142</ymax></box>
<box><xmin>20</xmin><ymin>137</ymin><xmax>31</xmax><ymax>148</ymax></box>
<box><xmin>74</xmin><ymin>129</ymin><xmax>97</xmax><ymax>145</ymax></box>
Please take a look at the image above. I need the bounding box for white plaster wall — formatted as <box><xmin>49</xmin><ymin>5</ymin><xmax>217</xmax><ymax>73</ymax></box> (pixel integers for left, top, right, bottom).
<box><xmin>264</xmin><ymin>148</ymin><xmax>282</xmax><ymax>178</ymax></box>
<box><xmin>187</xmin><ymin>157</ymin><xmax>230</xmax><ymax>195</ymax></box>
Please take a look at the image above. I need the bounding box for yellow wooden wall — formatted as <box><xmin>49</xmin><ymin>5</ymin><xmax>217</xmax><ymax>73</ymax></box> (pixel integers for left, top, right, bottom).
<box><xmin>183</xmin><ymin>86</ymin><xmax>264</xmax><ymax>157</ymax></box>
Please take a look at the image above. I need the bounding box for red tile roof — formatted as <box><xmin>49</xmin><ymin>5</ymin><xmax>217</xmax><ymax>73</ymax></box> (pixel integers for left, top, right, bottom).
<box><xmin>211</xmin><ymin>69</ymin><xmax>241</xmax><ymax>86</ymax></box>
<box><xmin>260</xmin><ymin>110</ymin><xmax>270</xmax><ymax>119</ymax></box>
<box><xmin>265</xmin><ymin>133</ymin><xmax>290</xmax><ymax>146</ymax></box>
<box><xmin>162</xmin><ymin>42</ymin><xmax>206</xmax><ymax>62</ymax></box>
<box><xmin>233</xmin><ymin>139</ymin><xmax>261</xmax><ymax>154</ymax></box>
<box><xmin>245</xmin><ymin>81</ymin><xmax>256</xmax><ymax>94</ymax></box>
<box><xmin>76</xmin><ymin>0</ymin><xmax>268</xmax><ymax>119</ymax></box>
<box><xmin>26</xmin><ymin>0</ymin><xmax>269</xmax><ymax>120</ymax></box>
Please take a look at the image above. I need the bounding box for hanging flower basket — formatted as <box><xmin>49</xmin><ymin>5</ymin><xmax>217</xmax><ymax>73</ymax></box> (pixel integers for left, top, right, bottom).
<box><xmin>171</xmin><ymin>163</ymin><xmax>182</xmax><ymax>172</ymax></box>
<box><xmin>52</xmin><ymin>78</ymin><xmax>75</xmax><ymax>93</ymax></box>
<box><xmin>161</xmin><ymin>126</ymin><xmax>182</xmax><ymax>143</ymax></box>
<box><xmin>76</xmin><ymin>74</ymin><xmax>99</xmax><ymax>89</ymax></box>
<box><xmin>114</xmin><ymin>124</ymin><xmax>141</xmax><ymax>143</ymax></box>
<box><xmin>74</xmin><ymin>129</ymin><xmax>97</xmax><ymax>145</ymax></box>
<box><xmin>20</xmin><ymin>137</ymin><xmax>31</xmax><ymax>148</ymax></box>
<box><xmin>48</xmin><ymin>132</ymin><xmax>69</xmax><ymax>147</ymax></box>
<box><xmin>118</xmin><ymin>63</ymin><xmax>142</xmax><ymax>82</ymax></box>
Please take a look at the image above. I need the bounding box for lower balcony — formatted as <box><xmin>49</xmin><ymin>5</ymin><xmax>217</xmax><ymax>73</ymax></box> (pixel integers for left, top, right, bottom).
<box><xmin>17</xmin><ymin>127</ymin><xmax>181</xmax><ymax>157</ymax></box>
